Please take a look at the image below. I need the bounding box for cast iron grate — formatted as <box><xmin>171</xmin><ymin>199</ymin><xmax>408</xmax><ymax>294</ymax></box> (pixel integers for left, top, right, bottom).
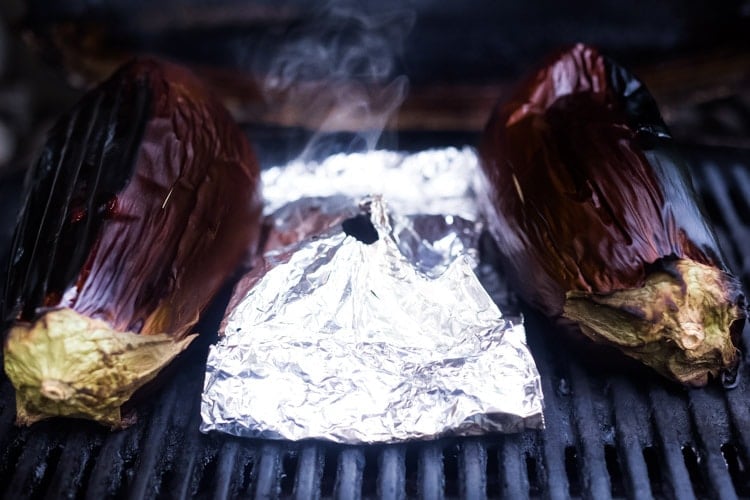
<box><xmin>1</xmin><ymin>147</ymin><xmax>750</xmax><ymax>499</ymax></box>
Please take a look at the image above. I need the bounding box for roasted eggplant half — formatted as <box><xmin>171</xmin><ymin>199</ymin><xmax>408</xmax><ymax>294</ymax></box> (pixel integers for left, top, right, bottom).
<box><xmin>478</xmin><ymin>44</ymin><xmax>745</xmax><ymax>386</ymax></box>
<box><xmin>2</xmin><ymin>58</ymin><xmax>263</xmax><ymax>426</ymax></box>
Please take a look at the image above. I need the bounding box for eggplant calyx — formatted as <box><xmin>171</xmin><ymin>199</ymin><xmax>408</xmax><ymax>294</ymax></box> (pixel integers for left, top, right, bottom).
<box><xmin>3</xmin><ymin>308</ymin><xmax>196</xmax><ymax>427</ymax></box>
<box><xmin>40</xmin><ymin>379</ymin><xmax>75</xmax><ymax>400</ymax></box>
<box><xmin>563</xmin><ymin>259</ymin><xmax>745</xmax><ymax>386</ymax></box>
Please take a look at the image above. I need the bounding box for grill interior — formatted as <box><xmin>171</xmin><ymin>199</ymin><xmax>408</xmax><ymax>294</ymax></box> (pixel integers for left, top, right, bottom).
<box><xmin>0</xmin><ymin>142</ymin><xmax>749</xmax><ymax>499</ymax></box>
<box><xmin>1</xmin><ymin>2</ymin><xmax>749</xmax><ymax>496</ymax></box>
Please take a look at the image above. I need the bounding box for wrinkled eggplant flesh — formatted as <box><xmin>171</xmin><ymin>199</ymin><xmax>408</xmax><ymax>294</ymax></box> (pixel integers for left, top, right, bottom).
<box><xmin>3</xmin><ymin>58</ymin><xmax>262</xmax><ymax>426</ymax></box>
<box><xmin>479</xmin><ymin>44</ymin><xmax>745</xmax><ymax>386</ymax></box>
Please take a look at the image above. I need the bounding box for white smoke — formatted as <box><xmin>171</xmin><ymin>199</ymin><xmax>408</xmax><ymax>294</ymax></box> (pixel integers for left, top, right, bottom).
<box><xmin>258</xmin><ymin>2</ymin><xmax>415</xmax><ymax>161</ymax></box>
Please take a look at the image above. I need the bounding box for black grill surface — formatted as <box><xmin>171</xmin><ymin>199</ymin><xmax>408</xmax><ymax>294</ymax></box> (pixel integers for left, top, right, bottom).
<box><xmin>1</xmin><ymin>145</ymin><xmax>750</xmax><ymax>499</ymax></box>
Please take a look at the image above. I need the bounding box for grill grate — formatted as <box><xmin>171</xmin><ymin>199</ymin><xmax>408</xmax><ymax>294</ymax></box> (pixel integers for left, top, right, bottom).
<box><xmin>1</xmin><ymin>148</ymin><xmax>750</xmax><ymax>499</ymax></box>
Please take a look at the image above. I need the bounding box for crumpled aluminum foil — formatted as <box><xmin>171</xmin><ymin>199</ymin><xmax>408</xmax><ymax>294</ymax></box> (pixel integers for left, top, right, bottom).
<box><xmin>200</xmin><ymin>148</ymin><xmax>544</xmax><ymax>444</ymax></box>
<box><xmin>261</xmin><ymin>148</ymin><xmax>480</xmax><ymax>219</ymax></box>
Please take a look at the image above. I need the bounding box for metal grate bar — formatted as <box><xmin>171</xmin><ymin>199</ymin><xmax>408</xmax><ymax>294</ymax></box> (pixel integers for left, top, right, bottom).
<box><xmin>568</xmin><ymin>363</ymin><xmax>612</xmax><ymax>499</ymax></box>
<box><xmin>417</xmin><ymin>442</ymin><xmax>444</xmax><ymax>499</ymax></box>
<box><xmin>526</xmin><ymin>320</ymin><xmax>572</xmax><ymax>500</ymax></box>
<box><xmin>609</xmin><ymin>377</ymin><xmax>654</xmax><ymax>498</ymax></box>
<box><xmin>699</xmin><ymin>155</ymin><xmax>750</xmax><ymax>233</ymax></box>
<box><xmin>162</xmin><ymin>415</ymin><xmax>205</xmax><ymax>499</ymax></box>
<box><xmin>0</xmin><ymin>379</ymin><xmax>18</xmax><ymax>464</ymax></box>
<box><xmin>43</xmin><ymin>428</ymin><xmax>101</xmax><ymax>499</ymax></box>
<box><xmin>648</xmin><ymin>386</ymin><xmax>697</xmax><ymax>499</ymax></box>
<box><xmin>498</xmin><ymin>434</ymin><xmax>529</xmax><ymax>499</ymax></box>
<box><xmin>459</xmin><ymin>439</ymin><xmax>486</xmax><ymax>499</ymax></box>
<box><xmin>726</xmin><ymin>164</ymin><xmax>750</xmax><ymax>277</ymax></box>
<box><xmin>294</xmin><ymin>444</ymin><xmax>322</xmax><ymax>500</ymax></box>
<box><xmin>212</xmin><ymin>440</ymin><xmax>241</xmax><ymax>500</ymax></box>
<box><xmin>378</xmin><ymin>445</ymin><xmax>406</xmax><ymax>499</ymax></box>
<box><xmin>334</xmin><ymin>448</ymin><xmax>365</xmax><ymax>500</ymax></box>
<box><xmin>694</xmin><ymin>163</ymin><xmax>750</xmax><ymax>480</ymax></box>
<box><xmin>3</xmin><ymin>427</ymin><xmax>57</xmax><ymax>499</ymax></box>
<box><xmin>84</xmin><ymin>420</ymin><xmax>144</xmax><ymax>498</ymax></box>
<box><xmin>729</xmin><ymin>165</ymin><xmax>750</xmax><ymax>228</ymax></box>
<box><xmin>688</xmin><ymin>389</ymin><xmax>738</xmax><ymax>499</ymax></box>
<box><xmin>724</xmin><ymin>362</ymin><xmax>750</xmax><ymax>472</ymax></box>
<box><xmin>701</xmin><ymin>165</ymin><xmax>750</xmax><ymax>272</ymax></box>
<box><xmin>254</xmin><ymin>444</ymin><xmax>282</xmax><ymax>499</ymax></box>
<box><xmin>160</xmin><ymin>370</ymin><xmax>207</xmax><ymax>499</ymax></box>
<box><xmin>701</xmin><ymin>165</ymin><xmax>743</xmax><ymax>230</ymax></box>
<box><xmin>1</xmin><ymin>151</ymin><xmax>750</xmax><ymax>498</ymax></box>
<box><xmin>128</xmin><ymin>381</ymin><xmax>184</xmax><ymax>500</ymax></box>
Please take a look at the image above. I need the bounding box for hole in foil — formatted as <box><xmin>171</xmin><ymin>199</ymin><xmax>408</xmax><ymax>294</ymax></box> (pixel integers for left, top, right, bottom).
<box><xmin>342</xmin><ymin>213</ymin><xmax>378</xmax><ymax>244</ymax></box>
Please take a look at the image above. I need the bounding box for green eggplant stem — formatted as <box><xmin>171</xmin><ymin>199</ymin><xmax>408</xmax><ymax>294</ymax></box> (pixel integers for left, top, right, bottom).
<box><xmin>564</xmin><ymin>258</ymin><xmax>744</xmax><ymax>386</ymax></box>
<box><xmin>4</xmin><ymin>308</ymin><xmax>196</xmax><ymax>427</ymax></box>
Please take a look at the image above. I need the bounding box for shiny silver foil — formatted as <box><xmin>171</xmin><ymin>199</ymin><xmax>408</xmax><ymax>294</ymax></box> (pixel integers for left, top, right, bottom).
<box><xmin>200</xmin><ymin>149</ymin><xmax>544</xmax><ymax>444</ymax></box>
<box><xmin>261</xmin><ymin>148</ymin><xmax>480</xmax><ymax>219</ymax></box>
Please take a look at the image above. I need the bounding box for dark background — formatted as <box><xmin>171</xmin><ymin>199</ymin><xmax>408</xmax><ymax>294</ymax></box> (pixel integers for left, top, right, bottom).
<box><xmin>1</xmin><ymin>0</ymin><xmax>750</xmax><ymax>174</ymax></box>
<box><xmin>0</xmin><ymin>1</ymin><xmax>750</xmax><ymax>498</ymax></box>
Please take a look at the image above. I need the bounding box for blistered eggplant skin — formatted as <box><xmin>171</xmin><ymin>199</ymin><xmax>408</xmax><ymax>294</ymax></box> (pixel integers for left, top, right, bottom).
<box><xmin>478</xmin><ymin>44</ymin><xmax>745</xmax><ymax>386</ymax></box>
<box><xmin>3</xmin><ymin>58</ymin><xmax>263</xmax><ymax>425</ymax></box>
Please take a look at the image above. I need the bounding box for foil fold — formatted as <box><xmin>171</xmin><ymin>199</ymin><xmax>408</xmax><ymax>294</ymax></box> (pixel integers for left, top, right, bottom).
<box><xmin>200</xmin><ymin>148</ymin><xmax>544</xmax><ymax>444</ymax></box>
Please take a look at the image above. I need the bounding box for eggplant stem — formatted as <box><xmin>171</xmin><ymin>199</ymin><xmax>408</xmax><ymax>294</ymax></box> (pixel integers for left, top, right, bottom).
<box><xmin>4</xmin><ymin>308</ymin><xmax>196</xmax><ymax>427</ymax></box>
<box><xmin>563</xmin><ymin>258</ymin><xmax>744</xmax><ymax>386</ymax></box>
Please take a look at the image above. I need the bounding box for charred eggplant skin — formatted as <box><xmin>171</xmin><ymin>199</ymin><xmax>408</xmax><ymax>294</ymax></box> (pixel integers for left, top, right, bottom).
<box><xmin>2</xmin><ymin>58</ymin><xmax>263</xmax><ymax>425</ymax></box>
<box><xmin>478</xmin><ymin>44</ymin><xmax>745</xmax><ymax>386</ymax></box>
<box><xmin>3</xmin><ymin>63</ymin><xmax>150</xmax><ymax>324</ymax></box>
<box><xmin>4</xmin><ymin>58</ymin><xmax>262</xmax><ymax>335</ymax></box>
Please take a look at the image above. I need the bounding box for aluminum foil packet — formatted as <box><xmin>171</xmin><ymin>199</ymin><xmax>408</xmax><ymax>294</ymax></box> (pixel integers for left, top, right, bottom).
<box><xmin>200</xmin><ymin>148</ymin><xmax>544</xmax><ymax>444</ymax></box>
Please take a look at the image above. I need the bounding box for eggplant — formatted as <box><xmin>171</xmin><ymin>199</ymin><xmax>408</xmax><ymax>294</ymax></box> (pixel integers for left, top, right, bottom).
<box><xmin>478</xmin><ymin>44</ymin><xmax>746</xmax><ymax>386</ymax></box>
<box><xmin>2</xmin><ymin>58</ymin><xmax>263</xmax><ymax>426</ymax></box>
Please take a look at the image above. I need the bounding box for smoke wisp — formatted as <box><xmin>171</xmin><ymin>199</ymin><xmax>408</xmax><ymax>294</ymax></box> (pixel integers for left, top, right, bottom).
<box><xmin>258</xmin><ymin>2</ymin><xmax>415</xmax><ymax>162</ymax></box>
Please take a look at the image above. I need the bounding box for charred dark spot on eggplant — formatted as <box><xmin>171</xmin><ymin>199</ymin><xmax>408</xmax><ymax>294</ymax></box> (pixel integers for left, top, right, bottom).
<box><xmin>478</xmin><ymin>43</ymin><xmax>746</xmax><ymax>386</ymax></box>
<box><xmin>3</xmin><ymin>74</ymin><xmax>151</xmax><ymax>323</ymax></box>
<box><xmin>2</xmin><ymin>58</ymin><xmax>263</xmax><ymax>426</ymax></box>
